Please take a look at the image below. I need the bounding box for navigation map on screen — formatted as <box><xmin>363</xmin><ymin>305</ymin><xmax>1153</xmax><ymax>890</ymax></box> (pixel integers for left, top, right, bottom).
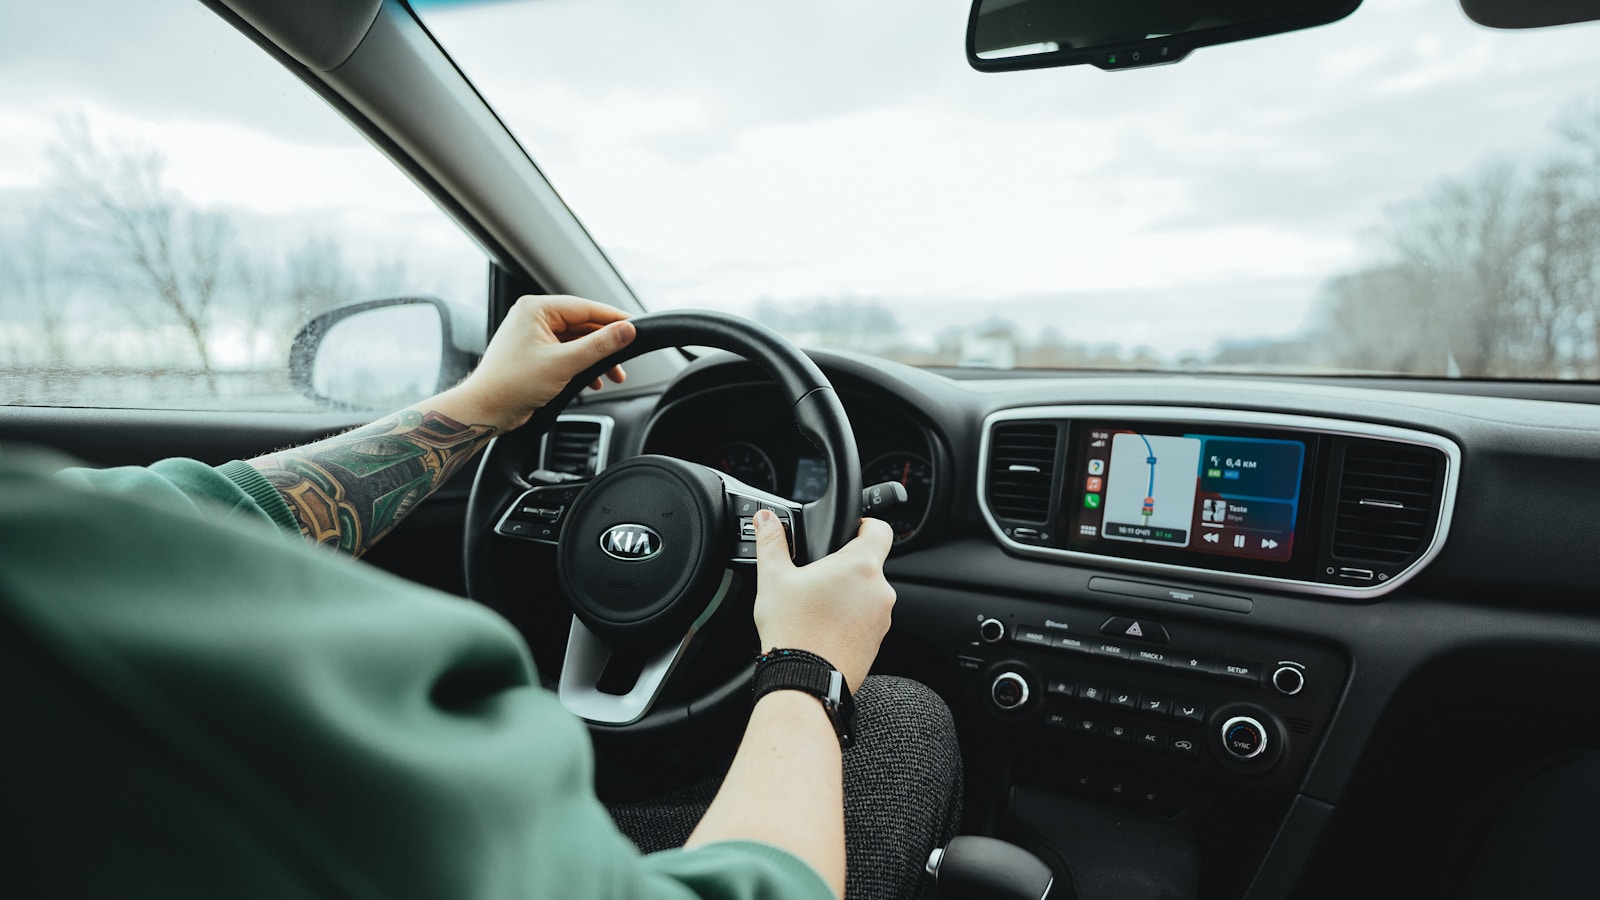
<box><xmin>1074</xmin><ymin>425</ymin><xmax>1306</xmax><ymax>563</ymax></box>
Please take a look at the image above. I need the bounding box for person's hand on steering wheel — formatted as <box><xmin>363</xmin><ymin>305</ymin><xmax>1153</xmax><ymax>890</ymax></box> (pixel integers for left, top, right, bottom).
<box><xmin>440</xmin><ymin>295</ymin><xmax>637</xmax><ymax>433</ymax></box>
<box><xmin>751</xmin><ymin>510</ymin><xmax>896</xmax><ymax>691</ymax></box>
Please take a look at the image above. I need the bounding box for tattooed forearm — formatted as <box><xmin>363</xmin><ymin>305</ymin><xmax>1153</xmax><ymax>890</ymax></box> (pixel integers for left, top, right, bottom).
<box><xmin>249</xmin><ymin>410</ymin><xmax>496</xmax><ymax>557</ymax></box>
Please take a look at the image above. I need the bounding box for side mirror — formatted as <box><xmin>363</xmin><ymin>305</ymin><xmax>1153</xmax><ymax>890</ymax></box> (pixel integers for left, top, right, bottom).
<box><xmin>967</xmin><ymin>0</ymin><xmax>1360</xmax><ymax>72</ymax></box>
<box><xmin>289</xmin><ymin>296</ymin><xmax>480</xmax><ymax>410</ymax></box>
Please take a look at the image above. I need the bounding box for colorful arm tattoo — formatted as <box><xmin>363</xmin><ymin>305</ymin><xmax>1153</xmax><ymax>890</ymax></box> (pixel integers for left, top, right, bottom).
<box><xmin>249</xmin><ymin>409</ymin><xmax>496</xmax><ymax>557</ymax></box>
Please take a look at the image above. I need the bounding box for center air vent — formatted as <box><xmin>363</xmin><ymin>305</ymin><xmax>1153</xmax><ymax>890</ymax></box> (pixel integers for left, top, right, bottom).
<box><xmin>986</xmin><ymin>422</ymin><xmax>1061</xmax><ymax>523</ymax></box>
<box><xmin>1330</xmin><ymin>441</ymin><xmax>1442</xmax><ymax>565</ymax></box>
<box><xmin>541</xmin><ymin>417</ymin><xmax>609</xmax><ymax>477</ymax></box>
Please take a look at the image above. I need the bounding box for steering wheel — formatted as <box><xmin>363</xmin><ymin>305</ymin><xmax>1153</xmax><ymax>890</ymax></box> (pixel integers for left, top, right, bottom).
<box><xmin>463</xmin><ymin>311</ymin><xmax>862</xmax><ymax>731</ymax></box>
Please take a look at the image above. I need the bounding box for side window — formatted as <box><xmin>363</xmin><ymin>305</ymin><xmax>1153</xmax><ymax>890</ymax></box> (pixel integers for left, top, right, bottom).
<box><xmin>0</xmin><ymin>2</ymin><xmax>486</xmax><ymax>412</ymax></box>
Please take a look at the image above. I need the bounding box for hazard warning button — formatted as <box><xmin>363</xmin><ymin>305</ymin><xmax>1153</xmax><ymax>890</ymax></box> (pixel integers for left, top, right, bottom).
<box><xmin>1100</xmin><ymin>616</ymin><xmax>1170</xmax><ymax>644</ymax></box>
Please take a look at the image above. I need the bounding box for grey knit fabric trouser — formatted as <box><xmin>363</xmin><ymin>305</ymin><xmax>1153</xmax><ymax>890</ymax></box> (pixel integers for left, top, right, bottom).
<box><xmin>608</xmin><ymin>676</ymin><xmax>964</xmax><ymax>900</ymax></box>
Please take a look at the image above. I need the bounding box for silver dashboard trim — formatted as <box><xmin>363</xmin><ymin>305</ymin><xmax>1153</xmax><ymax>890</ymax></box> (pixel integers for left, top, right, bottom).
<box><xmin>537</xmin><ymin>413</ymin><xmax>614</xmax><ymax>476</ymax></box>
<box><xmin>976</xmin><ymin>405</ymin><xmax>1462</xmax><ymax>600</ymax></box>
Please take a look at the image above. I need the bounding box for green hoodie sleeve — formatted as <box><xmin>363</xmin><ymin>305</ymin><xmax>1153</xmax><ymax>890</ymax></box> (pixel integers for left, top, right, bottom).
<box><xmin>2</xmin><ymin>451</ymin><xmax>831</xmax><ymax>900</ymax></box>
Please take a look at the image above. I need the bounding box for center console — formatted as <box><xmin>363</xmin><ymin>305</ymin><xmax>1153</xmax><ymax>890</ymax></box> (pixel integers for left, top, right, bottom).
<box><xmin>959</xmin><ymin>596</ymin><xmax>1345</xmax><ymax>793</ymax></box>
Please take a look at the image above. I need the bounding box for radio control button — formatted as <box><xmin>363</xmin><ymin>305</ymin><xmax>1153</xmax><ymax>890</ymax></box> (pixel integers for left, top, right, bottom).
<box><xmin>1013</xmin><ymin>626</ymin><xmax>1054</xmax><ymax>647</ymax></box>
<box><xmin>1055</xmin><ymin>635</ymin><xmax>1091</xmax><ymax>654</ymax></box>
<box><xmin>1272</xmin><ymin>665</ymin><xmax>1306</xmax><ymax>695</ymax></box>
<box><xmin>1089</xmin><ymin>642</ymin><xmax>1130</xmax><ymax>660</ymax></box>
<box><xmin>1218</xmin><ymin>660</ymin><xmax>1262</xmax><ymax>684</ymax></box>
<box><xmin>978</xmin><ymin>618</ymin><xmax>1005</xmax><ymax>643</ymax></box>
<box><xmin>1164</xmin><ymin>653</ymin><xmax>1216</xmax><ymax>675</ymax></box>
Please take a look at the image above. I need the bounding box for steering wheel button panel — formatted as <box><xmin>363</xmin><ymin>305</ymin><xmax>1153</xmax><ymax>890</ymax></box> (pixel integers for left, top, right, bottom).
<box><xmin>495</xmin><ymin>484</ymin><xmax>582</xmax><ymax>544</ymax></box>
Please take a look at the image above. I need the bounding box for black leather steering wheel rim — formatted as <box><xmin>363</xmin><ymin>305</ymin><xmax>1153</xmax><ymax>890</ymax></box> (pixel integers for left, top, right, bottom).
<box><xmin>463</xmin><ymin>309</ymin><xmax>862</xmax><ymax>733</ymax></box>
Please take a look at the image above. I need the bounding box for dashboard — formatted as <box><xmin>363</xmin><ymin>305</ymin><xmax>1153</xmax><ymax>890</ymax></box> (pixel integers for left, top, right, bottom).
<box><xmin>523</xmin><ymin>349</ymin><xmax>1600</xmax><ymax>899</ymax></box>
<box><xmin>639</xmin><ymin>378</ymin><xmax>943</xmax><ymax>544</ymax></box>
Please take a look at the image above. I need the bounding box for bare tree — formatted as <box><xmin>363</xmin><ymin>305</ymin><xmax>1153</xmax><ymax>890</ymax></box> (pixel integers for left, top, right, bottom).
<box><xmin>45</xmin><ymin>116</ymin><xmax>239</xmax><ymax>393</ymax></box>
<box><xmin>1304</xmin><ymin>95</ymin><xmax>1600</xmax><ymax>380</ymax></box>
<box><xmin>0</xmin><ymin>211</ymin><xmax>77</xmax><ymax>369</ymax></box>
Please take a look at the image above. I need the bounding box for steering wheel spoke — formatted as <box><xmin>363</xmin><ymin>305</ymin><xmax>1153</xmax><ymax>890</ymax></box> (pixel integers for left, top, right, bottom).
<box><xmin>493</xmin><ymin>480</ymin><xmax>591</xmax><ymax>544</ymax></box>
<box><xmin>557</xmin><ymin>567</ymin><xmax>736</xmax><ymax>725</ymax></box>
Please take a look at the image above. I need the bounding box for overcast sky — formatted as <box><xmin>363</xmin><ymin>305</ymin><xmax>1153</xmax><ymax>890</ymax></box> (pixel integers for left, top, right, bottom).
<box><xmin>3</xmin><ymin>0</ymin><xmax>1599</xmax><ymax>360</ymax></box>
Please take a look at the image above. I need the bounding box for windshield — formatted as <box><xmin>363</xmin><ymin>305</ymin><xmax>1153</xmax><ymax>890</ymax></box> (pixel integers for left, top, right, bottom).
<box><xmin>417</xmin><ymin>0</ymin><xmax>1600</xmax><ymax>379</ymax></box>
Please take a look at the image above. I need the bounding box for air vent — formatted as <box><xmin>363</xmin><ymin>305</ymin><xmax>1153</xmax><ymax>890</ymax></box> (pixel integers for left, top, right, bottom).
<box><xmin>1331</xmin><ymin>442</ymin><xmax>1441</xmax><ymax>565</ymax></box>
<box><xmin>543</xmin><ymin>419</ymin><xmax>605</xmax><ymax>477</ymax></box>
<box><xmin>986</xmin><ymin>422</ymin><xmax>1060</xmax><ymax>523</ymax></box>
<box><xmin>1285</xmin><ymin>716</ymin><xmax>1315</xmax><ymax>736</ymax></box>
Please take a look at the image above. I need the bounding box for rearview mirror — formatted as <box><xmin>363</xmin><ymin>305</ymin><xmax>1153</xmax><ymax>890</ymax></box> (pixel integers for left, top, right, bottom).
<box><xmin>967</xmin><ymin>0</ymin><xmax>1361</xmax><ymax>72</ymax></box>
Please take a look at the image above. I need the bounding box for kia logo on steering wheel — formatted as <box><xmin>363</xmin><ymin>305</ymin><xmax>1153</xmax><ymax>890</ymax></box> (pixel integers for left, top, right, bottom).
<box><xmin>599</xmin><ymin>524</ymin><xmax>663</xmax><ymax>561</ymax></box>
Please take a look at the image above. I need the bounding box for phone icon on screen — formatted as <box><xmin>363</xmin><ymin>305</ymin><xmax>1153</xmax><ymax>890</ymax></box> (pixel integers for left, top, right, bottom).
<box><xmin>1083</xmin><ymin>493</ymin><xmax>1101</xmax><ymax>509</ymax></box>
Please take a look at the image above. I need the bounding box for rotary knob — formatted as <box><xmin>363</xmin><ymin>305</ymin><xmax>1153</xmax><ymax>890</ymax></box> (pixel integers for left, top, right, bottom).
<box><xmin>979</xmin><ymin>617</ymin><xmax>1006</xmax><ymax>643</ymax></box>
<box><xmin>1272</xmin><ymin>665</ymin><xmax>1305</xmax><ymax>696</ymax></box>
<box><xmin>1220</xmin><ymin>715</ymin><xmax>1269</xmax><ymax>760</ymax></box>
<box><xmin>990</xmin><ymin>672</ymin><xmax>1030</xmax><ymax>710</ymax></box>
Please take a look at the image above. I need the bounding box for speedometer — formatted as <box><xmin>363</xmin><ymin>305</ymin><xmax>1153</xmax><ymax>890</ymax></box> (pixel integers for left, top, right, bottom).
<box><xmin>863</xmin><ymin>452</ymin><xmax>934</xmax><ymax>543</ymax></box>
<box><xmin>715</xmin><ymin>441</ymin><xmax>777</xmax><ymax>493</ymax></box>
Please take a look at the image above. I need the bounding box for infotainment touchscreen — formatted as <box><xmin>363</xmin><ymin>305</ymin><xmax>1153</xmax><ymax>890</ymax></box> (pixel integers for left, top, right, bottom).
<box><xmin>1069</xmin><ymin>424</ymin><xmax>1306</xmax><ymax>564</ymax></box>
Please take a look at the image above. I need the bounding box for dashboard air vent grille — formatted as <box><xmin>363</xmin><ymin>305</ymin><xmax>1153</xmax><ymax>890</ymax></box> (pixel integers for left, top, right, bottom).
<box><xmin>1331</xmin><ymin>443</ymin><xmax>1441</xmax><ymax>564</ymax></box>
<box><xmin>543</xmin><ymin>419</ymin><xmax>604</xmax><ymax>477</ymax></box>
<box><xmin>987</xmin><ymin>422</ymin><xmax>1059</xmax><ymax>523</ymax></box>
